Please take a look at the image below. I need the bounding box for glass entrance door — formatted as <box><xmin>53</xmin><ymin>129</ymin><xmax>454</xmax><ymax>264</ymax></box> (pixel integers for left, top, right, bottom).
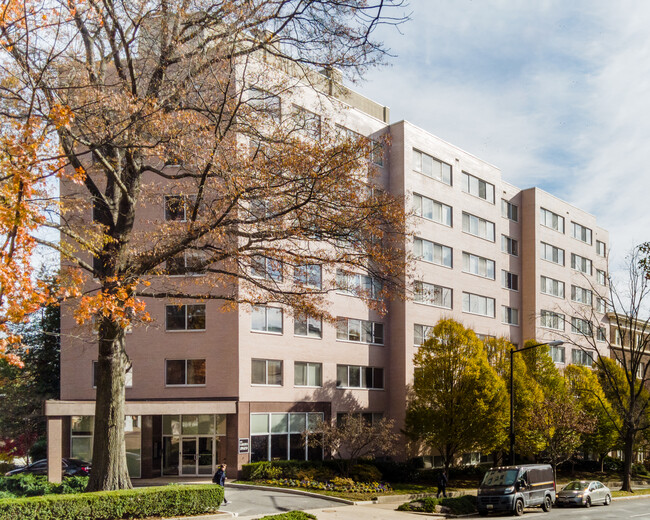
<box><xmin>181</xmin><ymin>437</ymin><xmax>214</xmax><ymax>475</ymax></box>
<box><xmin>181</xmin><ymin>438</ymin><xmax>197</xmax><ymax>475</ymax></box>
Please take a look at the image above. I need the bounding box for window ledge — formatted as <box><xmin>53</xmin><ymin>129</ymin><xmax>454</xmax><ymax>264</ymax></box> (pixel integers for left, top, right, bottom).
<box><xmin>336</xmin><ymin>339</ymin><xmax>385</xmax><ymax>347</ymax></box>
<box><xmin>250</xmin><ymin>330</ymin><xmax>284</xmax><ymax>336</ymax></box>
<box><xmin>166</xmin><ymin>329</ymin><xmax>206</xmax><ymax>333</ymax></box>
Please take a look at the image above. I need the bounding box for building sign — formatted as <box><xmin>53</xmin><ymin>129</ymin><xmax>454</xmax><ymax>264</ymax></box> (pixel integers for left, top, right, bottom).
<box><xmin>238</xmin><ymin>438</ymin><xmax>249</xmax><ymax>454</ymax></box>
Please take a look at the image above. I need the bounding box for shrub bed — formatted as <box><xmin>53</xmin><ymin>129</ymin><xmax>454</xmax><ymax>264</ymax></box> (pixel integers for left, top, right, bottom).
<box><xmin>259</xmin><ymin>477</ymin><xmax>391</xmax><ymax>494</ymax></box>
<box><xmin>257</xmin><ymin>512</ymin><xmax>317</xmax><ymax>520</ymax></box>
<box><xmin>242</xmin><ymin>460</ymin><xmax>383</xmax><ymax>483</ymax></box>
<box><xmin>0</xmin><ymin>475</ymin><xmax>88</xmax><ymax>498</ymax></box>
<box><xmin>397</xmin><ymin>495</ymin><xmax>477</xmax><ymax>515</ymax></box>
<box><xmin>0</xmin><ymin>483</ymin><xmax>223</xmax><ymax>520</ymax></box>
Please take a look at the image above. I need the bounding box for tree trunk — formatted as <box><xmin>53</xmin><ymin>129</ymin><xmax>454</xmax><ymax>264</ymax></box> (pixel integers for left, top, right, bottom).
<box><xmin>622</xmin><ymin>427</ymin><xmax>635</xmax><ymax>492</ymax></box>
<box><xmin>600</xmin><ymin>454</ymin><xmax>604</xmax><ymax>473</ymax></box>
<box><xmin>86</xmin><ymin>319</ymin><xmax>131</xmax><ymax>491</ymax></box>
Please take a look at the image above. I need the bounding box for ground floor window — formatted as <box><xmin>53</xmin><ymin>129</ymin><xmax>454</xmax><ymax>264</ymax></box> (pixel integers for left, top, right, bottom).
<box><xmin>70</xmin><ymin>415</ymin><xmax>142</xmax><ymax>478</ymax></box>
<box><xmin>161</xmin><ymin>414</ymin><xmax>226</xmax><ymax>476</ymax></box>
<box><xmin>250</xmin><ymin>412</ymin><xmax>323</xmax><ymax>463</ymax></box>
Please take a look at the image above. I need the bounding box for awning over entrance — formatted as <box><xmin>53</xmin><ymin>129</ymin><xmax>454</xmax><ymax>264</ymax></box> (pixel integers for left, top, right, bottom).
<box><xmin>44</xmin><ymin>400</ymin><xmax>237</xmax><ymax>416</ymax></box>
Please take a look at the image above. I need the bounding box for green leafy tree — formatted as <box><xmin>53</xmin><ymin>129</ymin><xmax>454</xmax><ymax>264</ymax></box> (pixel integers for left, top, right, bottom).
<box><xmin>565</xmin><ymin>364</ymin><xmax>620</xmax><ymax>472</ymax></box>
<box><xmin>405</xmin><ymin>319</ymin><xmax>508</xmax><ymax>472</ymax></box>
<box><xmin>484</xmin><ymin>337</ymin><xmax>545</xmax><ymax>459</ymax></box>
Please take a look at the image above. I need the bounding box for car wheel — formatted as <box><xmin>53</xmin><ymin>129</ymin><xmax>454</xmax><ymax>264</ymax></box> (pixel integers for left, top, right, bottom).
<box><xmin>604</xmin><ymin>494</ymin><xmax>611</xmax><ymax>506</ymax></box>
<box><xmin>478</xmin><ymin>510</ymin><xmax>489</xmax><ymax>517</ymax></box>
<box><xmin>514</xmin><ymin>499</ymin><xmax>525</xmax><ymax>516</ymax></box>
<box><xmin>584</xmin><ymin>496</ymin><xmax>591</xmax><ymax>508</ymax></box>
<box><xmin>542</xmin><ymin>495</ymin><xmax>552</xmax><ymax>512</ymax></box>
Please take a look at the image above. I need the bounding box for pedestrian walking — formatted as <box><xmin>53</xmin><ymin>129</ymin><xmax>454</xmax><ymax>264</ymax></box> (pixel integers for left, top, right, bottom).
<box><xmin>437</xmin><ymin>470</ymin><xmax>448</xmax><ymax>498</ymax></box>
<box><xmin>213</xmin><ymin>463</ymin><xmax>229</xmax><ymax>504</ymax></box>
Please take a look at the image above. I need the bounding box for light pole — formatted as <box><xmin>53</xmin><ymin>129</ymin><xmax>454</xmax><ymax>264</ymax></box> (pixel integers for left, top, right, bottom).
<box><xmin>509</xmin><ymin>340</ymin><xmax>564</xmax><ymax>465</ymax></box>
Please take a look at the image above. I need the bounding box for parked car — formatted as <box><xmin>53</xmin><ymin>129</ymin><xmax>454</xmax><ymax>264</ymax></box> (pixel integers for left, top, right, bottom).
<box><xmin>477</xmin><ymin>464</ymin><xmax>556</xmax><ymax>516</ymax></box>
<box><xmin>5</xmin><ymin>458</ymin><xmax>91</xmax><ymax>477</ymax></box>
<box><xmin>555</xmin><ymin>480</ymin><xmax>611</xmax><ymax>507</ymax></box>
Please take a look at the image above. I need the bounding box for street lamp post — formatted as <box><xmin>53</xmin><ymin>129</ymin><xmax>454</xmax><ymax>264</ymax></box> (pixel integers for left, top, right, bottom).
<box><xmin>509</xmin><ymin>340</ymin><xmax>564</xmax><ymax>465</ymax></box>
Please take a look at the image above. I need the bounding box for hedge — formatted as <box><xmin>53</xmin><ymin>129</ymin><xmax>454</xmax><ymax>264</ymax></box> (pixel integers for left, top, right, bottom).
<box><xmin>257</xmin><ymin>512</ymin><xmax>317</xmax><ymax>520</ymax></box>
<box><xmin>0</xmin><ymin>484</ymin><xmax>223</xmax><ymax>520</ymax></box>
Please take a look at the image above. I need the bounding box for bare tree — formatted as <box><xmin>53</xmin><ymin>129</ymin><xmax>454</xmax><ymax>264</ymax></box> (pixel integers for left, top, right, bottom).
<box><xmin>0</xmin><ymin>0</ymin><xmax>409</xmax><ymax>490</ymax></box>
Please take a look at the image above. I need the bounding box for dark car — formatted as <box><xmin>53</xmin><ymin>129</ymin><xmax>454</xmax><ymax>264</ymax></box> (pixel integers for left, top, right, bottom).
<box><xmin>5</xmin><ymin>458</ymin><xmax>91</xmax><ymax>477</ymax></box>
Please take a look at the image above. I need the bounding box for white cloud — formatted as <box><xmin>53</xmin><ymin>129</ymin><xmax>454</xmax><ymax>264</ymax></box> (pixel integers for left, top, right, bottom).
<box><xmin>356</xmin><ymin>0</ymin><xmax>650</xmax><ymax>278</ymax></box>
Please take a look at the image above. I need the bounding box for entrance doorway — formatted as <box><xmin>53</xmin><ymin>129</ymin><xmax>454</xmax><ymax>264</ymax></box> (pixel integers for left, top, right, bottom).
<box><xmin>181</xmin><ymin>437</ymin><xmax>214</xmax><ymax>475</ymax></box>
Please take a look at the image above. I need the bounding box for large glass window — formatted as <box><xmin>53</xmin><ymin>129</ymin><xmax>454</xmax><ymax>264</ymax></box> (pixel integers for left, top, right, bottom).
<box><xmin>501</xmin><ymin>235</ymin><xmax>518</xmax><ymax>256</ymax></box>
<box><xmin>336</xmin><ymin>317</ymin><xmax>384</xmax><ymax>344</ymax></box>
<box><xmin>294</xmin><ymin>264</ymin><xmax>321</xmax><ymax>289</ymax></box>
<box><xmin>571</xmin><ymin>317</ymin><xmax>593</xmax><ymax>336</ymax></box>
<box><xmin>251</xmin><ymin>306</ymin><xmax>283</xmax><ymax>333</ymax></box>
<box><xmin>294</xmin><ymin>314</ymin><xmax>322</xmax><ymax>338</ymax></box>
<box><xmin>462</xmin><ymin>212</ymin><xmax>495</xmax><ymax>241</ymax></box>
<box><xmin>413</xmin><ymin>194</ymin><xmax>452</xmax><ymax>226</ymax></box>
<box><xmin>335</xmin><ymin>270</ymin><xmax>383</xmax><ymax>299</ymax></box>
<box><xmin>166</xmin><ymin>251</ymin><xmax>206</xmax><ymax>275</ymax></box>
<box><xmin>571</xmin><ymin>285</ymin><xmax>593</xmax><ymax>305</ymax></box>
<box><xmin>412</xmin><ymin>149</ymin><xmax>452</xmax><ymax>185</ymax></box>
<box><xmin>571</xmin><ymin>253</ymin><xmax>593</xmax><ymax>275</ymax></box>
<box><xmin>596</xmin><ymin>240</ymin><xmax>607</xmax><ymax>257</ymax></box>
<box><xmin>414</xmin><ymin>281</ymin><xmax>452</xmax><ymax>308</ymax></box>
<box><xmin>294</xmin><ymin>362</ymin><xmax>322</xmax><ymax>387</ymax></box>
<box><xmin>166</xmin><ymin>359</ymin><xmax>206</xmax><ymax>386</ymax></box>
<box><xmin>502</xmin><ymin>270</ymin><xmax>519</xmax><ymax>291</ymax></box>
<box><xmin>462</xmin><ymin>292</ymin><xmax>495</xmax><ymax>317</ymax></box>
<box><xmin>571</xmin><ymin>222</ymin><xmax>593</xmax><ymax>245</ymax></box>
<box><xmin>251</xmin><ymin>256</ymin><xmax>283</xmax><ymax>281</ymax></box>
<box><xmin>462</xmin><ymin>252</ymin><xmax>495</xmax><ymax>279</ymax></box>
<box><xmin>502</xmin><ymin>306</ymin><xmax>519</xmax><ymax>326</ymax></box>
<box><xmin>550</xmin><ymin>345</ymin><xmax>565</xmax><ymax>363</ymax></box>
<box><xmin>414</xmin><ymin>324</ymin><xmax>433</xmax><ymax>347</ymax></box>
<box><xmin>540</xmin><ymin>242</ymin><xmax>565</xmax><ymax>265</ymax></box>
<box><xmin>540</xmin><ymin>207</ymin><xmax>565</xmax><ymax>233</ymax></box>
<box><xmin>462</xmin><ymin>172</ymin><xmax>495</xmax><ymax>203</ymax></box>
<box><xmin>166</xmin><ymin>304</ymin><xmax>206</xmax><ymax>331</ymax></box>
<box><xmin>502</xmin><ymin>199</ymin><xmax>518</xmax><ymax>221</ymax></box>
<box><xmin>414</xmin><ymin>238</ymin><xmax>452</xmax><ymax>267</ymax></box>
<box><xmin>336</xmin><ymin>365</ymin><xmax>384</xmax><ymax>389</ymax></box>
<box><xmin>597</xmin><ymin>269</ymin><xmax>607</xmax><ymax>286</ymax></box>
<box><xmin>572</xmin><ymin>349</ymin><xmax>594</xmax><ymax>366</ymax></box>
<box><xmin>251</xmin><ymin>359</ymin><xmax>283</xmax><ymax>385</ymax></box>
<box><xmin>541</xmin><ymin>310</ymin><xmax>564</xmax><ymax>331</ymax></box>
<box><xmin>540</xmin><ymin>275</ymin><xmax>565</xmax><ymax>298</ymax></box>
<box><xmin>250</xmin><ymin>412</ymin><xmax>323</xmax><ymax>463</ymax></box>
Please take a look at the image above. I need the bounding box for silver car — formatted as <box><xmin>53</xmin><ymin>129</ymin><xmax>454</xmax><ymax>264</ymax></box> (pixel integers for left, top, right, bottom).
<box><xmin>555</xmin><ymin>480</ymin><xmax>612</xmax><ymax>507</ymax></box>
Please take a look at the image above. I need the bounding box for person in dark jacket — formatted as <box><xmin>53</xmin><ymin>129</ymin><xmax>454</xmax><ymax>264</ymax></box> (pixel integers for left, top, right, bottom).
<box><xmin>437</xmin><ymin>470</ymin><xmax>448</xmax><ymax>498</ymax></box>
<box><xmin>213</xmin><ymin>464</ymin><xmax>229</xmax><ymax>504</ymax></box>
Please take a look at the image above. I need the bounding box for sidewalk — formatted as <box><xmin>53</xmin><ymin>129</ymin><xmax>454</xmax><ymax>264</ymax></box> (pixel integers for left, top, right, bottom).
<box><xmin>235</xmin><ymin>502</ymin><xmax>445</xmax><ymax>520</ymax></box>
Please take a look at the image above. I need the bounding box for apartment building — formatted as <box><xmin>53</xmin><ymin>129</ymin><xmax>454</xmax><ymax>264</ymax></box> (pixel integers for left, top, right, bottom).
<box><xmin>45</xmin><ymin>68</ymin><xmax>610</xmax><ymax>480</ymax></box>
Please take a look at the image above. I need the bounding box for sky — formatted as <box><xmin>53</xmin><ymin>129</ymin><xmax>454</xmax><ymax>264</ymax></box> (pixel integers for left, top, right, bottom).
<box><xmin>353</xmin><ymin>0</ymin><xmax>650</xmax><ymax>279</ymax></box>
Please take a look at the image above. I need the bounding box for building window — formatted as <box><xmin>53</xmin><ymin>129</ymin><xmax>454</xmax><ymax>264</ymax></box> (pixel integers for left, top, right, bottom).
<box><xmin>501</xmin><ymin>199</ymin><xmax>518</xmax><ymax>221</ymax></box>
<box><xmin>550</xmin><ymin>345</ymin><xmax>565</xmax><ymax>363</ymax></box>
<box><xmin>336</xmin><ymin>365</ymin><xmax>384</xmax><ymax>389</ymax></box>
<box><xmin>414</xmin><ymin>324</ymin><xmax>433</xmax><ymax>347</ymax></box>
<box><xmin>571</xmin><ymin>253</ymin><xmax>593</xmax><ymax>275</ymax></box>
<box><xmin>413</xmin><ymin>149</ymin><xmax>452</xmax><ymax>185</ymax></box>
<box><xmin>252</xmin><ymin>359</ymin><xmax>283</xmax><ymax>385</ymax></box>
<box><xmin>251</xmin><ymin>306</ymin><xmax>283</xmax><ymax>334</ymax></box>
<box><xmin>462</xmin><ymin>292</ymin><xmax>495</xmax><ymax>318</ymax></box>
<box><xmin>501</xmin><ymin>235</ymin><xmax>518</xmax><ymax>256</ymax></box>
<box><xmin>596</xmin><ymin>297</ymin><xmax>607</xmax><ymax>313</ymax></box>
<box><xmin>571</xmin><ymin>222</ymin><xmax>593</xmax><ymax>245</ymax></box>
<box><xmin>414</xmin><ymin>281</ymin><xmax>453</xmax><ymax>309</ymax></box>
<box><xmin>251</xmin><ymin>256</ymin><xmax>283</xmax><ymax>281</ymax></box>
<box><xmin>596</xmin><ymin>269</ymin><xmax>607</xmax><ymax>286</ymax></box>
<box><xmin>596</xmin><ymin>240</ymin><xmax>607</xmax><ymax>257</ymax></box>
<box><xmin>166</xmin><ymin>251</ymin><xmax>205</xmax><ymax>276</ymax></box>
<box><xmin>572</xmin><ymin>349</ymin><xmax>593</xmax><ymax>367</ymax></box>
<box><xmin>597</xmin><ymin>327</ymin><xmax>607</xmax><ymax>342</ymax></box>
<box><xmin>336</xmin><ymin>270</ymin><xmax>383</xmax><ymax>299</ymax></box>
<box><xmin>462</xmin><ymin>172</ymin><xmax>495</xmax><ymax>203</ymax></box>
<box><xmin>294</xmin><ymin>314</ymin><xmax>322</xmax><ymax>338</ymax></box>
<box><xmin>413</xmin><ymin>194</ymin><xmax>452</xmax><ymax>226</ymax></box>
<box><xmin>294</xmin><ymin>264</ymin><xmax>322</xmax><ymax>289</ymax></box>
<box><xmin>476</xmin><ymin>333</ymin><xmax>496</xmax><ymax>342</ymax></box>
<box><xmin>294</xmin><ymin>362</ymin><xmax>322</xmax><ymax>387</ymax></box>
<box><xmin>165</xmin><ymin>304</ymin><xmax>206</xmax><ymax>331</ymax></box>
<box><xmin>248</xmin><ymin>198</ymin><xmax>270</xmax><ymax>220</ymax></box>
<box><xmin>540</xmin><ymin>242</ymin><xmax>565</xmax><ymax>265</ymax></box>
<box><xmin>292</xmin><ymin>105</ymin><xmax>321</xmax><ymax>140</ymax></box>
<box><xmin>166</xmin><ymin>359</ymin><xmax>206</xmax><ymax>386</ymax></box>
<box><xmin>370</xmin><ymin>140</ymin><xmax>384</xmax><ymax>166</ymax></box>
<box><xmin>540</xmin><ymin>275</ymin><xmax>565</xmax><ymax>298</ymax></box>
<box><xmin>462</xmin><ymin>212</ymin><xmax>495</xmax><ymax>242</ymax></box>
<box><xmin>571</xmin><ymin>317</ymin><xmax>593</xmax><ymax>336</ymax></box>
<box><xmin>462</xmin><ymin>252</ymin><xmax>495</xmax><ymax>280</ymax></box>
<box><xmin>502</xmin><ymin>306</ymin><xmax>519</xmax><ymax>326</ymax></box>
<box><xmin>337</xmin><ymin>412</ymin><xmax>384</xmax><ymax>427</ymax></box>
<box><xmin>415</xmin><ymin>239</ymin><xmax>453</xmax><ymax>268</ymax></box>
<box><xmin>93</xmin><ymin>361</ymin><xmax>133</xmax><ymax>388</ymax></box>
<box><xmin>502</xmin><ymin>270</ymin><xmax>519</xmax><ymax>291</ymax></box>
<box><xmin>540</xmin><ymin>207</ymin><xmax>565</xmax><ymax>233</ymax></box>
<box><xmin>541</xmin><ymin>310</ymin><xmax>565</xmax><ymax>331</ymax></box>
<box><xmin>248</xmin><ymin>87</ymin><xmax>281</xmax><ymax>122</ymax></box>
<box><xmin>571</xmin><ymin>285</ymin><xmax>593</xmax><ymax>305</ymax></box>
<box><xmin>336</xmin><ymin>317</ymin><xmax>384</xmax><ymax>344</ymax></box>
<box><xmin>164</xmin><ymin>195</ymin><xmax>195</xmax><ymax>222</ymax></box>
<box><xmin>249</xmin><ymin>412</ymin><xmax>323</xmax><ymax>463</ymax></box>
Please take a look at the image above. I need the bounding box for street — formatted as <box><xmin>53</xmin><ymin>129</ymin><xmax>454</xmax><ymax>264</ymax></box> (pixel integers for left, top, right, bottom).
<box><xmin>511</xmin><ymin>497</ymin><xmax>650</xmax><ymax>519</ymax></box>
